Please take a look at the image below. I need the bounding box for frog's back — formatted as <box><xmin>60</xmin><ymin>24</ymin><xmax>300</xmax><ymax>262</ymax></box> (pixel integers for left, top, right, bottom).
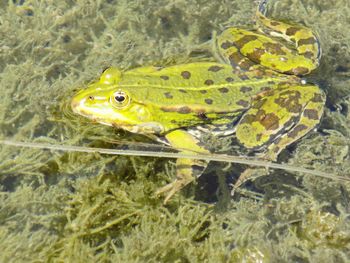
<box><xmin>120</xmin><ymin>62</ymin><xmax>298</xmax><ymax>113</ymax></box>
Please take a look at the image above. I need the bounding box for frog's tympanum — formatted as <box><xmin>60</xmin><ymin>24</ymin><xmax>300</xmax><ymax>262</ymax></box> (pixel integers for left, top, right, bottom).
<box><xmin>71</xmin><ymin>1</ymin><xmax>325</xmax><ymax>203</ymax></box>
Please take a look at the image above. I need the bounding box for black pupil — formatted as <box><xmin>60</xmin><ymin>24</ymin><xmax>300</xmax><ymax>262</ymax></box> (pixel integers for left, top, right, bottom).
<box><xmin>115</xmin><ymin>95</ymin><xmax>125</xmax><ymax>103</ymax></box>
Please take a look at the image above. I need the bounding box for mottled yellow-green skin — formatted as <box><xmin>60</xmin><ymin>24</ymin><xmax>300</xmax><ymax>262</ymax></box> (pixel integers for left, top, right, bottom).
<box><xmin>71</xmin><ymin>2</ymin><xmax>325</xmax><ymax>202</ymax></box>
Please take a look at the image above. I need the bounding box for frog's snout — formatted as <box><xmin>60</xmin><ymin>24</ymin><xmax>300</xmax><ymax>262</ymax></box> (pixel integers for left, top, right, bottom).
<box><xmin>71</xmin><ymin>90</ymin><xmax>90</xmax><ymax>116</ymax></box>
<box><xmin>70</xmin><ymin>95</ymin><xmax>83</xmax><ymax>114</ymax></box>
<box><xmin>71</xmin><ymin>98</ymin><xmax>79</xmax><ymax>112</ymax></box>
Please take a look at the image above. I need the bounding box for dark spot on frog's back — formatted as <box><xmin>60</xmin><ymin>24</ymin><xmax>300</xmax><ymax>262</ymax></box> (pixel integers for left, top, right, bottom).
<box><xmin>235</xmin><ymin>35</ymin><xmax>258</xmax><ymax>48</ymax></box>
<box><xmin>218</xmin><ymin>87</ymin><xmax>229</xmax><ymax>93</ymax></box>
<box><xmin>302</xmin><ymin>51</ymin><xmax>315</xmax><ymax>59</ymax></box>
<box><xmin>208</xmin><ymin>65</ymin><xmax>224</xmax><ymax>72</ymax></box>
<box><xmin>220</xmin><ymin>41</ymin><xmax>235</xmax><ymax>49</ymax></box>
<box><xmin>225</xmin><ymin>77</ymin><xmax>234</xmax><ymax>82</ymax></box>
<box><xmin>181</xmin><ymin>71</ymin><xmax>191</xmax><ymax>79</ymax></box>
<box><xmin>260</xmin><ymin>112</ymin><xmax>280</xmax><ymax>130</ymax></box>
<box><xmin>303</xmin><ymin>109</ymin><xmax>319</xmax><ymax>120</ymax></box>
<box><xmin>274</xmin><ymin>92</ymin><xmax>302</xmax><ymax>113</ymax></box>
<box><xmin>205</xmin><ymin>98</ymin><xmax>213</xmax><ymax>105</ymax></box>
<box><xmin>238</xmin><ymin>74</ymin><xmax>249</xmax><ymax>81</ymax></box>
<box><xmin>179</xmin><ymin>89</ymin><xmax>187</xmax><ymax>93</ymax></box>
<box><xmin>204</xmin><ymin>79</ymin><xmax>214</xmax><ymax>85</ymax></box>
<box><xmin>263</xmin><ymin>42</ymin><xmax>286</xmax><ymax>55</ymax></box>
<box><xmin>236</xmin><ymin>99</ymin><xmax>249</xmax><ymax>108</ymax></box>
<box><xmin>199</xmin><ymin>90</ymin><xmax>207</xmax><ymax>94</ymax></box>
<box><xmin>297</xmin><ymin>37</ymin><xmax>317</xmax><ymax>46</ymax></box>
<box><xmin>240</xmin><ymin>86</ymin><xmax>252</xmax><ymax>93</ymax></box>
<box><xmin>311</xmin><ymin>93</ymin><xmax>324</xmax><ymax>103</ymax></box>
<box><xmin>285</xmin><ymin>26</ymin><xmax>300</xmax><ymax>36</ymax></box>
<box><xmin>164</xmin><ymin>92</ymin><xmax>173</xmax><ymax>99</ymax></box>
<box><xmin>160</xmin><ymin>75</ymin><xmax>169</xmax><ymax>80</ymax></box>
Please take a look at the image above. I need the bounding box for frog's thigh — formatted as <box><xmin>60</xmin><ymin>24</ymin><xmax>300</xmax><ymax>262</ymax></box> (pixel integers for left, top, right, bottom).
<box><xmin>217</xmin><ymin>21</ymin><xmax>320</xmax><ymax>75</ymax></box>
<box><xmin>156</xmin><ymin>130</ymin><xmax>209</xmax><ymax>203</ymax></box>
<box><xmin>236</xmin><ymin>85</ymin><xmax>325</xmax><ymax>161</ymax></box>
<box><xmin>217</xmin><ymin>27</ymin><xmax>299</xmax><ymax>73</ymax></box>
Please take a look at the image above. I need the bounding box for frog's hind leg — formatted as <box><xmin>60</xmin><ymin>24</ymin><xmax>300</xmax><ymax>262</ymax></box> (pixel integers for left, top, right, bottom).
<box><xmin>216</xmin><ymin>14</ymin><xmax>320</xmax><ymax>76</ymax></box>
<box><xmin>254</xmin><ymin>1</ymin><xmax>321</xmax><ymax>75</ymax></box>
<box><xmin>263</xmin><ymin>86</ymin><xmax>325</xmax><ymax>161</ymax></box>
<box><xmin>216</xmin><ymin>29</ymin><xmax>259</xmax><ymax>72</ymax></box>
<box><xmin>236</xmin><ymin>84</ymin><xmax>325</xmax><ymax>161</ymax></box>
<box><xmin>232</xmin><ymin>83</ymin><xmax>325</xmax><ymax>192</ymax></box>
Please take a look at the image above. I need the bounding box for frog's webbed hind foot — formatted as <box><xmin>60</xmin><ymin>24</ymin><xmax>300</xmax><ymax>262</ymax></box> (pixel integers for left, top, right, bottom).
<box><xmin>155</xmin><ymin>177</ymin><xmax>192</xmax><ymax>204</ymax></box>
<box><xmin>231</xmin><ymin>167</ymin><xmax>269</xmax><ymax>196</ymax></box>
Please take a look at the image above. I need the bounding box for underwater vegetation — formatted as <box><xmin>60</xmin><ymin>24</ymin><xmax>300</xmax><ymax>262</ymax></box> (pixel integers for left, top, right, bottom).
<box><xmin>1</xmin><ymin>0</ymin><xmax>350</xmax><ymax>262</ymax></box>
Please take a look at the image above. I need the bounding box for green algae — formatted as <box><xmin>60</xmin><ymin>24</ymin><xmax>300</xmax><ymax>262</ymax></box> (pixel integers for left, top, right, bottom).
<box><xmin>1</xmin><ymin>0</ymin><xmax>350</xmax><ymax>262</ymax></box>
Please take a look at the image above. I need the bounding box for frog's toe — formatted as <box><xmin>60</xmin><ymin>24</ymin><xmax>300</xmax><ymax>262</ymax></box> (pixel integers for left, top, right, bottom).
<box><xmin>155</xmin><ymin>182</ymin><xmax>176</xmax><ymax>204</ymax></box>
<box><xmin>155</xmin><ymin>179</ymin><xmax>189</xmax><ymax>204</ymax></box>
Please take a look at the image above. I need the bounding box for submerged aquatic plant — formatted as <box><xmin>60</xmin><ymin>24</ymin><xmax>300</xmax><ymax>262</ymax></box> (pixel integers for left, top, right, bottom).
<box><xmin>1</xmin><ymin>138</ymin><xmax>348</xmax><ymax>184</ymax></box>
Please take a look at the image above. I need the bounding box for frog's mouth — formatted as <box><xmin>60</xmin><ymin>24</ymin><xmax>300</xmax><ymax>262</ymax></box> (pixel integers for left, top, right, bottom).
<box><xmin>71</xmin><ymin>97</ymin><xmax>165</xmax><ymax>135</ymax></box>
<box><xmin>71</xmin><ymin>99</ymin><xmax>113</xmax><ymax>127</ymax></box>
<box><xmin>71</xmin><ymin>96</ymin><xmax>116</xmax><ymax>125</ymax></box>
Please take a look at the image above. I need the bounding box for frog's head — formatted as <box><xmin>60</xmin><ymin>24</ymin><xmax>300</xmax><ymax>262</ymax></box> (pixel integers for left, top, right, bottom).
<box><xmin>71</xmin><ymin>67</ymin><xmax>164</xmax><ymax>134</ymax></box>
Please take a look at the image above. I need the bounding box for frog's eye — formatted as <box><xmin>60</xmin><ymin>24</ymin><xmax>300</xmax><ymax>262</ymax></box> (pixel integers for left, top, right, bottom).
<box><xmin>111</xmin><ymin>90</ymin><xmax>130</xmax><ymax>109</ymax></box>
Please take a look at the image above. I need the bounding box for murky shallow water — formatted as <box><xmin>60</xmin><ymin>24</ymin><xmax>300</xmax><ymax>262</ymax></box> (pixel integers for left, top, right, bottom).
<box><xmin>0</xmin><ymin>0</ymin><xmax>350</xmax><ymax>262</ymax></box>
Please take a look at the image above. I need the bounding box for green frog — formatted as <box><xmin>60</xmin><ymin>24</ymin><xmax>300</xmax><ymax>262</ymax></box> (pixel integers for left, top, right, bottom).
<box><xmin>71</xmin><ymin>0</ymin><xmax>325</xmax><ymax>203</ymax></box>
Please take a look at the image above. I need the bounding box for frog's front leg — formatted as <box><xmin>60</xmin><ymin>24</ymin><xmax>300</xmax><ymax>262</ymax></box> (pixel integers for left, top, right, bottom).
<box><xmin>155</xmin><ymin>129</ymin><xmax>209</xmax><ymax>203</ymax></box>
<box><xmin>232</xmin><ymin>84</ymin><xmax>325</xmax><ymax>191</ymax></box>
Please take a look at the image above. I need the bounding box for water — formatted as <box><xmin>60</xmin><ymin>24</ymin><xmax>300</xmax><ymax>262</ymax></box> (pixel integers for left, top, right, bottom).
<box><xmin>0</xmin><ymin>0</ymin><xmax>350</xmax><ymax>262</ymax></box>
